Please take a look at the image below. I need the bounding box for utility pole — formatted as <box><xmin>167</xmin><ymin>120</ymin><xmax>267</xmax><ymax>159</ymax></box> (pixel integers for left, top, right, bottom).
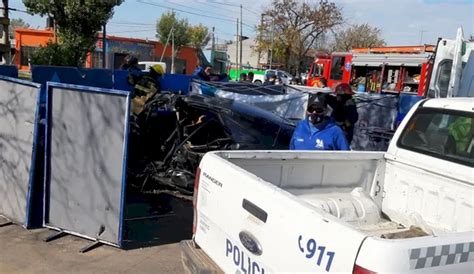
<box><xmin>236</xmin><ymin>18</ymin><xmax>239</xmax><ymax>78</ymax></box>
<box><xmin>102</xmin><ymin>23</ymin><xmax>106</xmax><ymax>68</ymax></box>
<box><xmin>239</xmin><ymin>4</ymin><xmax>243</xmax><ymax>72</ymax></box>
<box><xmin>171</xmin><ymin>28</ymin><xmax>175</xmax><ymax>74</ymax></box>
<box><xmin>211</xmin><ymin>26</ymin><xmax>215</xmax><ymax>68</ymax></box>
<box><xmin>419</xmin><ymin>30</ymin><xmax>427</xmax><ymax>45</ymax></box>
<box><xmin>1</xmin><ymin>0</ymin><xmax>10</xmax><ymax>64</ymax></box>
<box><xmin>257</xmin><ymin>13</ymin><xmax>264</xmax><ymax>68</ymax></box>
<box><xmin>269</xmin><ymin>24</ymin><xmax>274</xmax><ymax>70</ymax></box>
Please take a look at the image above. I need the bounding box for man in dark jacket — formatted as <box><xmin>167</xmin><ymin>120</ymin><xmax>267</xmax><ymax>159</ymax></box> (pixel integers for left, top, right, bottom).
<box><xmin>326</xmin><ymin>83</ymin><xmax>359</xmax><ymax>144</ymax></box>
<box><xmin>290</xmin><ymin>101</ymin><xmax>350</xmax><ymax>150</ymax></box>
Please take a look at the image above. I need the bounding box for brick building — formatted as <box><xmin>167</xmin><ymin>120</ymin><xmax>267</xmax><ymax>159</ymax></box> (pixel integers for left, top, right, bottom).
<box><xmin>14</xmin><ymin>28</ymin><xmax>202</xmax><ymax>74</ymax></box>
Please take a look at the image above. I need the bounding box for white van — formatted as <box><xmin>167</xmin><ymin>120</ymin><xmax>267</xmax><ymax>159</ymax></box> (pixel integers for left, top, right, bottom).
<box><xmin>138</xmin><ymin>61</ymin><xmax>167</xmax><ymax>73</ymax></box>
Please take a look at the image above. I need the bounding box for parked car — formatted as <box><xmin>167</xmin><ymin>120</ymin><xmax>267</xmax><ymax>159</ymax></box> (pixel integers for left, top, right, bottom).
<box><xmin>228</xmin><ymin>68</ymin><xmax>266</xmax><ymax>84</ymax></box>
<box><xmin>265</xmin><ymin>69</ymin><xmax>293</xmax><ymax>85</ymax></box>
<box><xmin>127</xmin><ymin>93</ymin><xmax>296</xmax><ymax>195</ymax></box>
<box><xmin>138</xmin><ymin>61</ymin><xmax>167</xmax><ymax>73</ymax></box>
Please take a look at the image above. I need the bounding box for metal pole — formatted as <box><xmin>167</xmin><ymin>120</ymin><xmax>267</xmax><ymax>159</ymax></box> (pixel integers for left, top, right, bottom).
<box><xmin>2</xmin><ymin>0</ymin><xmax>10</xmax><ymax>64</ymax></box>
<box><xmin>257</xmin><ymin>13</ymin><xmax>263</xmax><ymax>68</ymax></box>
<box><xmin>102</xmin><ymin>23</ymin><xmax>106</xmax><ymax>68</ymax></box>
<box><xmin>211</xmin><ymin>26</ymin><xmax>215</xmax><ymax>68</ymax></box>
<box><xmin>239</xmin><ymin>4</ymin><xmax>243</xmax><ymax>71</ymax></box>
<box><xmin>269</xmin><ymin>24</ymin><xmax>274</xmax><ymax>70</ymax></box>
<box><xmin>160</xmin><ymin>25</ymin><xmax>173</xmax><ymax>62</ymax></box>
<box><xmin>419</xmin><ymin>30</ymin><xmax>427</xmax><ymax>45</ymax></box>
<box><xmin>171</xmin><ymin>28</ymin><xmax>175</xmax><ymax>74</ymax></box>
<box><xmin>236</xmin><ymin>18</ymin><xmax>239</xmax><ymax>79</ymax></box>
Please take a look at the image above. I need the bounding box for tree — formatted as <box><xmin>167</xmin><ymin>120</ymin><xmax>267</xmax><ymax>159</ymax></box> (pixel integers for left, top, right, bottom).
<box><xmin>188</xmin><ymin>24</ymin><xmax>210</xmax><ymax>64</ymax></box>
<box><xmin>333</xmin><ymin>23</ymin><xmax>385</xmax><ymax>52</ymax></box>
<box><xmin>10</xmin><ymin>18</ymin><xmax>30</xmax><ymax>39</ymax></box>
<box><xmin>255</xmin><ymin>0</ymin><xmax>343</xmax><ymax>73</ymax></box>
<box><xmin>23</xmin><ymin>0</ymin><xmax>124</xmax><ymax>66</ymax></box>
<box><xmin>156</xmin><ymin>11</ymin><xmax>190</xmax><ymax>72</ymax></box>
<box><xmin>188</xmin><ymin>24</ymin><xmax>210</xmax><ymax>50</ymax></box>
<box><xmin>156</xmin><ymin>12</ymin><xmax>210</xmax><ymax>72</ymax></box>
<box><xmin>156</xmin><ymin>11</ymin><xmax>190</xmax><ymax>52</ymax></box>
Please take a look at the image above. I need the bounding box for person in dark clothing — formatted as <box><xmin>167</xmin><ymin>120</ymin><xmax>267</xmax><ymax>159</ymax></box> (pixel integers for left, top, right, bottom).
<box><xmin>121</xmin><ymin>55</ymin><xmax>141</xmax><ymax>72</ymax></box>
<box><xmin>196</xmin><ymin>66</ymin><xmax>212</xmax><ymax>81</ymax></box>
<box><xmin>326</xmin><ymin>83</ymin><xmax>359</xmax><ymax>145</ymax></box>
<box><xmin>264</xmin><ymin>74</ymin><xmax>277</xmax><ymax>85</ymax></box>
<box><xmin>239</xmin><ymin>73</ymin><xmax>247</xmax><ymax>82</ymax></box>
<box><xmin>193</xmin><ymin>65</ymin><xmax>227</xmax><ymax>81</ymax></box>
<box><xmin>247</xmin><ymin>71</ymin><xmax>254</xmax><ymax>83</ymax></box>
<box><xmin>130</xmin><ymin>64</ymin><xmax>164</xmax><ymax>116</ymax></box>
<box><xmin>290</xmin><ymin>100</ymin><xmax>349</xmax><ymax>150</ymax></box>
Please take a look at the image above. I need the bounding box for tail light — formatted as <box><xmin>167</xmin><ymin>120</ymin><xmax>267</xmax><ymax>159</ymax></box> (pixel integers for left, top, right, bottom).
<box><xmin>192</xmin><ymin>167</ymin><xmax>201</xmax><ymax>234</ymax></box>
<box><xmin>353</xmin><ymin>264</ymin><xmax>376</xmax><ymax>274</ymax></box>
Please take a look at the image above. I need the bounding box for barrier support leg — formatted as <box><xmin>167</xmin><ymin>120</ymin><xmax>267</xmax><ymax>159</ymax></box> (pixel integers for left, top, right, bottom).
<box><xmin>79</xmin><ymin>240</ymin><xmax>103</xmax><ymax>253</ymax></box>
<box><xmin>44</xmin><ymin>230</ymin><xmax>66</xmax><ymax>242</ymax></box>
<box><xmin>0</xmin><ymin>221</ymin><xmax>13</xmax><ymax>227</ymax></box>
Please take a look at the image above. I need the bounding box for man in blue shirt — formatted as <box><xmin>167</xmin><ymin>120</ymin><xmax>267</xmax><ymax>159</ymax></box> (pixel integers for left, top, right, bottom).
<box><xmin>290</xmin><ymin>101</ymin><xmax>350</xmax><ymax>150</ymax></box>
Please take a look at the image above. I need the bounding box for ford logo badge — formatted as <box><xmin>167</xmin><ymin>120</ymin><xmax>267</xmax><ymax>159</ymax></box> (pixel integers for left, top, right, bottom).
<box><xmin>239</xmin><ymin>231</ymin><xmax>262</xmax><ymax>256</ymax></box>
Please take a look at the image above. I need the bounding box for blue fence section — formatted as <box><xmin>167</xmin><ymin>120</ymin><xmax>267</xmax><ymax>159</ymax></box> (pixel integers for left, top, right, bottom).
<box><xmin>113</xmin><ymin>70</ymin><xmax>133</xmax><ymax>91</ymax></box>
<box><xmin>114</xmin><ymin>71</ymin><xmax>193</xmax><ymax>94</ymax></box>
<box><xmin>31</xmin><ymin>66</ymin><xmax>193</xmax><ymax>95</ymax></box>
<box><xmin>45</xmin><ymin>82</ymin><xmax>131</xmax><ymax>247</ymax></box>
<box><xmin>0</xmin><ymin>65</ymin><xmax>18</xmax><ymax>78</ymax></box>
<box><xmin>31</xmin><ymin>66</ymin><xmax>114</xmax><ymax>89</ymax></box>
<box><xmin>160</xmin><ymin>74</ymin><xmax>192</xmax><ymax>94</ymax></box>
<box><xmin>0</xmin><ymin>76</ymin><xmax>43</xmax><ymax>228</ymax></box>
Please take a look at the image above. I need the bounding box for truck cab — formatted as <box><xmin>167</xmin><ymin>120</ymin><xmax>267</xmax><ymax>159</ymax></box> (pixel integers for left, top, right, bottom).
<box><xmin>307</xmin><ymin>53</ymin><xmax>352</xmax><ymax>88</ymax></box>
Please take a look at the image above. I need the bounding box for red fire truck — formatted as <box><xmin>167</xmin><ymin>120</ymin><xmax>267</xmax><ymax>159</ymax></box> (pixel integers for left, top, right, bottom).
<box><xmin>306</xmin><ymin>45</ymin><xmax>435</xmax><ymax>96</ymax></box>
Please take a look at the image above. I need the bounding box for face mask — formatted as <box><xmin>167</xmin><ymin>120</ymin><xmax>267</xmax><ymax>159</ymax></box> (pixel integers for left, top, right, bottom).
<box><xmin>310</xmin><ymin>113</ymin><xmax>325</xmax><ymax>125</ymax></box>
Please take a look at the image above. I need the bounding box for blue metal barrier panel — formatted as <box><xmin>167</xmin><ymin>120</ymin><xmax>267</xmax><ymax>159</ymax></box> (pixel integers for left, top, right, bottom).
<box><xmin>45</xmin><ymin>82</ymin><xmax>131</xmax><ymax>247</ymax></box>
<box><xmin>0</xmin><ymin>65</ymin><xmax>18</xmax><ymax>78</ymax></box>
<box><xmin>0</xmin><ymin>76</ymin><xmax>42</xmax><ymax>228</ymax></box>
<box><xmin>160</xmin><ymin>74</ymin><xmax>192</xmax><ymax>94</ymax></box>
<box><xmin>32</xmin><ymin>66</ymin><xmax>114</xmax><ymax>89</ymax></box>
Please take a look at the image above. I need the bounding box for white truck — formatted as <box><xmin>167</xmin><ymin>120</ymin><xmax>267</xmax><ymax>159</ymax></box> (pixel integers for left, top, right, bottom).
<box><xmin>180</xmin><ymin>28</ymin><xmax>474</xmax><ymax>273</ymax></box>
<box><xmin>181</xmin><ymin>97</ymin><xmax>473</xmax><ymax>273</ymax></box>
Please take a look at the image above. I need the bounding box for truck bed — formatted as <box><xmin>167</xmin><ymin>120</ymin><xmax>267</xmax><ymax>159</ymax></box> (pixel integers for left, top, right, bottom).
<box><xmin>217</xmin><ymin>150</ymin><xmax>471</xmax><ymax>236</ymax></box>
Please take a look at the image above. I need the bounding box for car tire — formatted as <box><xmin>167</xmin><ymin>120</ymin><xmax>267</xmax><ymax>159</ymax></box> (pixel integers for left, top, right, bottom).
<box><xmin>254</xmin><ymin>80</ymin><xmax>262</xmax><ymax>85</ymax></box>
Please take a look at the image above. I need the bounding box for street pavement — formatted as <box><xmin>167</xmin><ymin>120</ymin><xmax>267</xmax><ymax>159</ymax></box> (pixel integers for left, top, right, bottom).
<box><xmin>0</xmin><ymin>217</ymin><xmax>185</xmax><ymax>274</ymax></box>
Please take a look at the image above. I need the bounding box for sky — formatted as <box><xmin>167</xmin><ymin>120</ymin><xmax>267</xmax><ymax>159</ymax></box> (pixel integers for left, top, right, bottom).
<box><xmin>9</xmin><ymin>0</ymin><xmax>474</xmax><ymax>46</ymax></box>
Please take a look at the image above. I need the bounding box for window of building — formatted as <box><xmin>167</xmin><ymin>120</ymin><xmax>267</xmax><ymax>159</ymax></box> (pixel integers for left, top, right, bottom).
<box><xmin>397</xmin><ymin>108</ymin><xmax>473</xmax><ymax>167</ymax></box>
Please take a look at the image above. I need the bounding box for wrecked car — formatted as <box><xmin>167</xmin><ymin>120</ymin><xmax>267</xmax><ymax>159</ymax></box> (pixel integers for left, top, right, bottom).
<box><xmin>127</xmin><ymin>93</ymin><xmax>296</xmax><ymax>195</ymax></box>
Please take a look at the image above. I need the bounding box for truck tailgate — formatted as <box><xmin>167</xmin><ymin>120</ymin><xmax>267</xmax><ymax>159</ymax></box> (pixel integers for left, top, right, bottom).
<box><xmin>194</xmin><ymin>153</ymin><xmax>367</xmax><ymax>273</ymax></box>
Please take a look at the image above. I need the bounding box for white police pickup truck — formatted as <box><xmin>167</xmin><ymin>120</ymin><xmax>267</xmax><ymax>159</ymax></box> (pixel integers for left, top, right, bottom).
<box><xmin>181</xmin><ymin>98</ymin><xmax>473</xmax><ymax>273</ymax></box>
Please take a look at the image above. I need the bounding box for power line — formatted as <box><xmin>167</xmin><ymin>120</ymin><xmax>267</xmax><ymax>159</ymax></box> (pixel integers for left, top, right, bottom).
<box><xmin>108</xmin><ymin>28</ymin><xmax>156</xmax><ymax>34</ymax></box>
<box><xmin>195</xmin><ymin>1</ymin><xmax>238</xmax><ymax>15</ymax></box>
<box><xmin>206</xmin><ymin>0</ymin><xmax>261</xmax><ymax>16</ymax></box>
<box><xmin>109</xmin><ymin>21</ymin><xmax>155</xmax><ymax>26</ymax></box>
<box><xmin>0</xmin><ymin>6</ymin><xmax>29</xmax><ymax>13</ymax></box>
<box><xmin>206</xmin><ymin>0</ymin><xmax>239</xmax><ymax>8</ymax></box>
<box><xmin>137</xmin><ymin>0</ymin><xmax>255</xmax><ymax>30</ymax></box>
<box><xmin>162</xmin><ymin>0</ymin><xmax>223</xmax><ymax>17</ymax></box>
<box><xmin>193</xmin><ymin>0</ymin><xmax>259</xmax><ymax>20</ymax></box>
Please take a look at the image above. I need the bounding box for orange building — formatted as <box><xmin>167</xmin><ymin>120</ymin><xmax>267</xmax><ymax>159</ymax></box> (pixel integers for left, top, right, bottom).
<box><xmin>14</xmin><ymin>28</ymin><xmax>55</xmax><ymax>71</ymax></box>
<box><xmin>14</xmin><ymin>28</ymin><xmax>200</xmax><ymax>74</ymax></box>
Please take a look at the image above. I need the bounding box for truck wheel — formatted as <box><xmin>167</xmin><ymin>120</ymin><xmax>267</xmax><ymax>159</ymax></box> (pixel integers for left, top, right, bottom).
<box><xmin>254</xmin><ymin>80</ymin><xmax>262</xmax><ymax>85</ymax></box>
